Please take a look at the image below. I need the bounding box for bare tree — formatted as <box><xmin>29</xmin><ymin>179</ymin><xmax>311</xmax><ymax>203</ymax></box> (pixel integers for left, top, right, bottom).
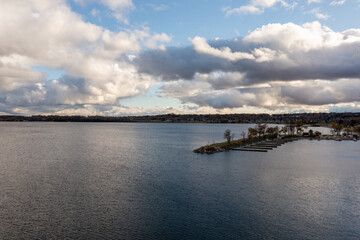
<box><xmin>224</xmin><ymin>129</ymin><xmax>234</xmax><ymax>143</ymax></box>
<box><xmin>289</xmin><ymin>122</ymin><xmax>296</xmax><ymax>135</ymax></box>
<box><xmin>241</xmin><ymin>131</ymin><xmax>246</xmax><ymax>139</ymax></box>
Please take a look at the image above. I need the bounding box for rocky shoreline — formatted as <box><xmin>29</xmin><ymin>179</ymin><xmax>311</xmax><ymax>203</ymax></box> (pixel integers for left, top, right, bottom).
<box><xmin>193</xmin><ymin>145</ymin><xmax>225</xmax><ymax>154</ymax></box>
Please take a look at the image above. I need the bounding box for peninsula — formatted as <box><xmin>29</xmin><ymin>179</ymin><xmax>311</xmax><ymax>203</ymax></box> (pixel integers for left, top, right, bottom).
<box><xmin>194</xmin><ymin>122</ymin><xmax>360</xmax><ymax>154</ymax></box>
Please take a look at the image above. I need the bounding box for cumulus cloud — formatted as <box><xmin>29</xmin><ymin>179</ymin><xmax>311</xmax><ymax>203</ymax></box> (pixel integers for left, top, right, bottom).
<box><xmin>0</xmin><ymin>56</ymin><xmax>47</xmax><ymax>92</ymax></box>
<box><xmin>225</xmin><ymin>0</ymin><xmax>290</xmax><ymax>16</ymax></box>
<box><xmin>138</xmin><ymin>22</ymin><xmax>360</xmax><ymax>82</ymax></box>
<box><xmin>1</xmin><ymin>1</ymin><xmax>359</xmax><ymax>114</ymax></box>
<box><xmin>0</xmin><ymin>0</ymin><xmax>174</xmax><ymax>115</ymax></box>
<box><xmin>145</xmin><ymin>33</ymin><xmax>172</xmax><ymax>50</ymax></box>
<box><xmin>136</xmin><ymin>21</ymin><xmax>360</xmax><ymax>111</ymax></box>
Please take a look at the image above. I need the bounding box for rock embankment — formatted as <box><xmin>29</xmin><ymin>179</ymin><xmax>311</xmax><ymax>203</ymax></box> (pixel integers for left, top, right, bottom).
<box><xmin>193</xmin><ymin>146</ymin><xmax>225</xmax><ymax>154</ymax></box>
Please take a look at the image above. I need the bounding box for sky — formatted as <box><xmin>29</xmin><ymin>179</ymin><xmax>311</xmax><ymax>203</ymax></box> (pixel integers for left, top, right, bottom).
<box><xmin>1</xmin><ymin>0</ymin><xmax>360</xmax><ymax>116</ymax></box>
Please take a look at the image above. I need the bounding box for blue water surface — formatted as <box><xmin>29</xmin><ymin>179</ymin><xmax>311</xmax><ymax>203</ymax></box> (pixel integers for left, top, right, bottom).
<box><xmin>0</xmin><ymin>122</ymin><xmax>359</xmax><ymax>239</ymax></box>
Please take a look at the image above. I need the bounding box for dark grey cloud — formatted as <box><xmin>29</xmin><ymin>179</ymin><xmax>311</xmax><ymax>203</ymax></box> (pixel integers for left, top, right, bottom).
<box><xmin>281</xmin><ymin>80</ymin><xmax>360</xmax><ymax>105</ymax></box>
<box><xmin>135</xmin><ymin>46</ymin><xmax>233</xmax><ymax>80</ymax></box>
<box><xmin>136</xmin><ymin>39</ymin><xmax>360</xmax><ymax>86</ymax></box>
<box><xmin>0</xmin><ymin>76</ymin><xmax>89</xmax><ymax>108</ymax></box>
<box><xmin>136</xmin><ymin>21</ymin><xmax>360</xmax><ymax>93</ymax></box>
<box><xmin>161</xmin><ymin>79</ymin><xmax>360</xmax><ymax>110</ymax></box>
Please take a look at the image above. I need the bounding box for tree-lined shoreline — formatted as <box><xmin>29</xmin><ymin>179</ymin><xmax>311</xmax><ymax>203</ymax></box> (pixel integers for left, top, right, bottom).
<box><xmin>1</xmin><ymin>112</ymin><xmax>360</xmax><ymax>125</ymax></box>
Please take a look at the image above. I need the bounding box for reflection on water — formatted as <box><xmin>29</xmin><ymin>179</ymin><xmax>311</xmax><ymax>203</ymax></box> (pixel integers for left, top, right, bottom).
<box><xmin>0</xmin><ymin>122</ymin><xmax>359</xmax><ymax>239</ymax></box>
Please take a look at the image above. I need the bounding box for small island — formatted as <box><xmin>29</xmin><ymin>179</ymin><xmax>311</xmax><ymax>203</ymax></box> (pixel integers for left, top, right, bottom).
<box><xmin>194</xmin><ymin>122</ymin><xmax>360</xmax><ymax>154</ymax></box>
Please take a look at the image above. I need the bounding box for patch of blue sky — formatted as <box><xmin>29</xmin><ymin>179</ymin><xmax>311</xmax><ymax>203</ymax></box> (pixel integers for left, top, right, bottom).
<box><xmin>69</xmin><ymin>0</ymin><xmax>360</xmax><ymax>46</ymax></box>
<box><xmin>31</xmin><ymin>66</ymin><xmax>66</xmax><ymax>80</ymax></box>
<box><xmin>129</xmin><ymin>0</ymin><xmax>353</xmax><ymax>45</ymax></box>
<box><xmin>323</xmin><ymin>1</ymin><xmax>360</xmax><ymax>31</ymax></box>
<box><xmin>68</xmin><ymin>0</ymin><xmax>127</xmax><ymax>32</ymax></box>
<box><xmin>130</xmin><ymin>0</ymin><xmax>253</xmax><ymax>44</ymax></box>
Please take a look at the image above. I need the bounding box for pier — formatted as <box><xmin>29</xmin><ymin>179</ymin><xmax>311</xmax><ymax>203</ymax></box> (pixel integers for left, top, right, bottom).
<box><xmin>232</xmin><ymin>137</ymin><xmax>299</xmax><ymax>152</ymax></box>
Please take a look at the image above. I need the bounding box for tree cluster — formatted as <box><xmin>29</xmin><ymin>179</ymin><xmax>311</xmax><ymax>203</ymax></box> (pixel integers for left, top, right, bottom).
<box><xmin>247</xmin><ymin>123</ymin><xmax>279</xmax><ymax>138</ymax></box>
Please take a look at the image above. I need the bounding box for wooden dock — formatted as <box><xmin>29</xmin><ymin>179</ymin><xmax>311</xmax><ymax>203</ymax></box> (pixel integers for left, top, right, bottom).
<box><xmin>194</xmin><ymin>135</ymin><xmax>358</xmax><ymax>154</ymax></box>
<box><xmin>232</xmin><ymin>148</ymin><xmax>268</xmax><ymax>152</ymax></box>
<box><xmin>232</xmin><ymin>137</ymin><xmax>299</xmax><ymax>152</ymax></box>
<box><xmin>244</xmin><ymin>146</ymin><xmax>273</xmax><ymax>150</ymax></box>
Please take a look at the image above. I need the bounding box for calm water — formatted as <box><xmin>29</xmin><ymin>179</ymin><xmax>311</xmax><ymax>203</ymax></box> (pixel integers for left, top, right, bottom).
<box><xmin>0</xmin><ymin>122</ymin><xmax>359</xmax><ymax>239</ymax></box>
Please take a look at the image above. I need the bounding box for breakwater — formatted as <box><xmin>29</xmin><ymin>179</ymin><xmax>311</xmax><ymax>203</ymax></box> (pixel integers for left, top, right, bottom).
<box><xmin>193</xmin><ymin>134</ymin><xmax>279</xmax><ymax>154</ymax></box>
<box><xmin>194</xmin><ymin>135</ymin><xmax>358</xmax><ymax>154</ymax></box>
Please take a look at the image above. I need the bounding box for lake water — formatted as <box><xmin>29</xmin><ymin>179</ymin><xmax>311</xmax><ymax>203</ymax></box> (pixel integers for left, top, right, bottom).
<box><xmin>0</xmin><ymin>122</ymin><xmax>359</xmax><ymax>239</ymax></box>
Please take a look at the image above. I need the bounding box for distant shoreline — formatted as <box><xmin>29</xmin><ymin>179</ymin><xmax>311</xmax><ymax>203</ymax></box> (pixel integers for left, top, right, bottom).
<box><xmin>0</xmin><ymin>112</ymin><xmax>359</xmax><ymax>126</ymax></box>
<box><xmin>0</xmin><ymin>121</ymin><xmax>330</xmax><ymax>128</ymax></box>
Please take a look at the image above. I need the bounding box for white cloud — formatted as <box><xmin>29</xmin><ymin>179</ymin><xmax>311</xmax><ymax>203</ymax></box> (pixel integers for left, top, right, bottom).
<box><xmin>244</xmin><ymin>22</ymin><xmax>340</xmax><ymax>51</ymax></box>
<box><xmin>100</xmin><ymin>0</ymin><xmax>133</xmax><ymax>10</ymax></box>
<box><xmin>330</xmin><ymin>0</ymin><xmax>346</xmax><ymax>5</ymax></box>
<box><xmin>190</xmin><ymin>37</ymin><xmax>284</xmax><ymax>63</ymax></box>
<box><xmin>0</xmin><ymin>0</ymin><xmax>169</xmax><ymax>115</ymax></box>
<box><xmin>226</xmin><ymin>5</ymin><xmax>262</xmax><ymax>15</ymax></box>
<box><xmin>100</xmin><ymin>0</ymin><xmax>134</xmax><ymax>23</ymax></box>
<box><xmin>147</xmin><ymin>4</ymin><xmax>169</xmax><ymax>11</ymax></box>
<box><xmin>252</xmin><ymin>47</ymin><xmax>279</xmax><ymax>62</ymax></box>
<box><xmin>308</xmin><ymin>0</ymin><xmax>321</xmax><ymax>4</ymax></box>
<box><xmin>0</xmin><ymin>55</ymin><xmax>46</xmax><ymax>92</ymax></box>
<box><xmin>308</xmin><ymin>8</ymin><xmax>330</xmax><ymax>20</ymax></box>
<box><xmin>190</xmin><ymin>37</ymin><xmax>255</xmax><ymax>61</ymax></box>
<box><xmin>145</xmin><ymin>33</ymin><xmax>172</xmax><ymax>50</ymax></box>
<box><xmin>225</xmin><ymin>0</ymin><xmax>290</xmax><ymax>16</ymax></box>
